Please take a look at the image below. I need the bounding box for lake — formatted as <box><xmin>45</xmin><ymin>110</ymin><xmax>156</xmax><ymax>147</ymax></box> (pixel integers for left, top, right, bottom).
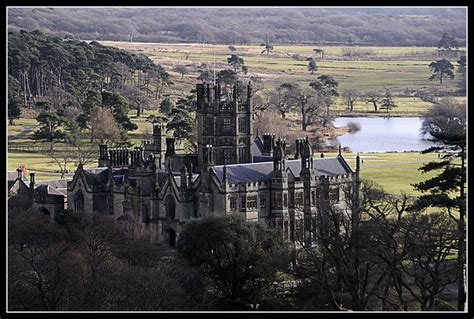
<box><xmin>328</xmin><ymin>117</ymin><xmax>434</xmax><ymax>153</ymax></box>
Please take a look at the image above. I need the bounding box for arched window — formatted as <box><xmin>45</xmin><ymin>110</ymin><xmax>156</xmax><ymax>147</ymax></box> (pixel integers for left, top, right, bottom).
<box><xmin>75</xmin><ymin>191</ymin><xmax>84</xmax><ymax>213</ymax></box>
<box><xmin>168</xmin><ymin>228</ymin><xmax>177</xmax><ymax>247</ymax></box>
<box><xmin>165</xmin><ymin>195</ymin><xmax>176</xmax><ymax>220</ymax></box>
<box><xmin>40</xmin><ymin>207</ymin><xmax>50</xmax><ymax>216</ymax></box>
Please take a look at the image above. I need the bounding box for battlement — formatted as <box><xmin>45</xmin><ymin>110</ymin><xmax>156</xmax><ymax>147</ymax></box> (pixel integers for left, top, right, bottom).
<box><xmin>196</xmin><ymin>82</ymin><xmax>252</xmax><ymax>113</ymax></box>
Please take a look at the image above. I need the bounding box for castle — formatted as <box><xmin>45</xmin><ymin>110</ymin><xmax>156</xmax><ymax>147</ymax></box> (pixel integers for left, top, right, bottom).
<box><xmin>67</xmin><ymin>82</ymin><xmax>359</xmax><ymax>247</ymax></box>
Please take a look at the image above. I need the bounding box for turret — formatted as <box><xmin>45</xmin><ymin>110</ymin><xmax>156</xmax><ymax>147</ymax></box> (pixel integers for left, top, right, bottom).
<box><xmin>98</xmin><ymin>144</ymin><xmax>110</xmax><ymax>167</ymax></box>
<box><xmin>262</xmin><ymin>133</ymin><xmax>275</xmax><ymax>156</ymax></box>
<box><xmin>273</xmin><ymin>138</ymin><xmax>286</xmax><ymax>172</ymax></box>
<box><xmin>202</xmin><ymin>144</ymin><xmax>215</xmax><ymax>168</ymax></box>
<box><xmin>301</xmin><ymin>136</ymin><xmax>313</xmax><ymax>170</ymax></box>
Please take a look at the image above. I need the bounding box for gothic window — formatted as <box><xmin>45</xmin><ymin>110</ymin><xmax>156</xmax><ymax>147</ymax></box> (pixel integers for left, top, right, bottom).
<box><xmin>329</xmin><ymin>186</ymin><xmax>340</xmax><ymax>202</ymax></box>
<box><xmin>284</xmin><ymin>194</ymin><xmax>288</xmax><ymax>207</ymax></box>
<box><xmin>238</xmin><ymin>147</ymin><xmax>248</xmax><ymax>163</ymax></box>
<box><xmin>238</xmin><ymin>117</ymin><xmax>247</xmax><ymax>134</ymax></box>
<box><xmin>259</xmin><ymin>197</ymin><xmax>266</xmax><ymax>208</ymax></box>
<box><xmin>272</xmin><ymin>193</ymin><xmax>282</xmax><ymax>209</ymax></box>
<box><xmin>205</xmin><ymin>117</ymin><xmax>215</xmax><ymax>135</ymax></box>
<box><xmin>221</xmin><ymin>118</ymin><xmax>232</xmax><ymax>134</ymax></box>
<box><xmin>284</xmin><ymin>220</ymin><xmax>289</xmax><ymax>240</ymax></box>
<box><xmin>312</xmin><ymin>190</ymin><xmax>316</xmax><ymax>204</ymax></box>
<box><xmin>230</xmin><ymin>196</ymin><xmax>237</xmax><ymax>211</ymax></box>
<box><xmin>165</xmin><ymin>195</ymin><xmax>176</xmax><ymax>220</ymax></box>
<box><xmin>223</xmin><ymin>149</ymin><xmax>232</xmax><ymax>165</ymax></box>
<box><xmin>295</xmin><ymin>192</ymin><xmax>303</xmax><ymax>207</ymax></box>
<box><xmin>75</xmin><ymin>191</ymin><xmax>84</xmax><ymax>213</ymax></box>
<box><xmin>247</xmin><ymin>196</ymin><xmax>257</xmax><ymax>209</ymax></box>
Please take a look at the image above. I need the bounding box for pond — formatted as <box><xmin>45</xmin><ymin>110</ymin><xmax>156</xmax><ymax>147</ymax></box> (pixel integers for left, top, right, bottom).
<box><xmin>328</xmin><ymin>117</ymin><xmax>434</xmax><ymax>153</ymax></box>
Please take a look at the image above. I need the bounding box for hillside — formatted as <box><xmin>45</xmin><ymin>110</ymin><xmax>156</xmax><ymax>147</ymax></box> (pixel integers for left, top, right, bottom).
<box><xmin>7</xmin><ymin>7</ymin><xmax>466</xmax><ymax>46</ymax></box>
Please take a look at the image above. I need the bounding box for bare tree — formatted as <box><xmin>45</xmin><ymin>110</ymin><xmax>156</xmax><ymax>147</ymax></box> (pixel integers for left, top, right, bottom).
<box><xmin>342</xmin><ymin>89</ymin><xmax>360</xmax><ymax>112</ymax></box>
<box><xmin>89</xmin><ymin>106</ymin><xmax>122</xmax><ymax>145</ymax></box>
<box><xmin>363</xmin><ymin>91</ymin><xmax>381</xmax><ymax>112</ymax></box>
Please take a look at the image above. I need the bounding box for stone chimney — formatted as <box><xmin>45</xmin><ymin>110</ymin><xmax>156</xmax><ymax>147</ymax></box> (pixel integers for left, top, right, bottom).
<box><xmin>29</xmin><ymin>173</ymin><xmax>35</xmax><ymax>190</ymax></box>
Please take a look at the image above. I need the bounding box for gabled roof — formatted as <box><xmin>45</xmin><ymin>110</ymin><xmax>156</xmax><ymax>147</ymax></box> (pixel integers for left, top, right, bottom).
<box><xmin>213</xmin><ymin>157</ymin><xmax>353</xmax><ymax>183</ymax></box>
<box><xmin>82</xmin><ymin>167</ymin><xmax>110</xmax><ymax>186</ymax></box>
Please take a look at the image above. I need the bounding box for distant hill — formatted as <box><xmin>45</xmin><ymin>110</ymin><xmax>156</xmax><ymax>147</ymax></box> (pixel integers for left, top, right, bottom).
<box><xmin>7</xmin><ymin>7</ymin><xmax>466</xmax><ymax>46</ymax></box>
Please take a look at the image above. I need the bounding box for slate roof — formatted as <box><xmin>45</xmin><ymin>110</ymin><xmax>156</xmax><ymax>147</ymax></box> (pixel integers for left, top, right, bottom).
<box><xmin>82</xmin><ymin>167</ymin><xmax>110</xmax><ymax>186</ymax></box>
<box><xmin>173</xmin><ymin>173</ymin><xmax>200</xmax><ymax>186</ymax></box>
<box><xmin>252</xmin><ymin>136</ymin><xmax>264</xmax><ymax>156</ymax></box>
<box><xmin>40</xmin><ymin>179</ymin><xmax>69</xmax><ymax>189</ymax></box>
<box><xmin>33</xmin><ymin>184</ymin><xmax>65</xmax><ymax>198</ymax></box>
<box><xmin>213</xmin><ymin>157</ymin><xmax>353</xmax><ymax>183</ymax></box>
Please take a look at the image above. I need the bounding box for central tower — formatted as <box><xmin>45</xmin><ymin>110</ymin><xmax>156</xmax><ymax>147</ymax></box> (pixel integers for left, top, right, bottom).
<box><xmin>196</xmin><ymin>82</ymin><xmax>253</xmax><ymax>167</ymax></box>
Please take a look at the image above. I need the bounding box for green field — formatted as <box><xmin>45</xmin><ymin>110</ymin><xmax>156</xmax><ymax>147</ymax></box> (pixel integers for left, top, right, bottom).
<box><xmin>99</xmin><ymin>41</ymin><xmax>466</xmax><ymax>115</ymax></box>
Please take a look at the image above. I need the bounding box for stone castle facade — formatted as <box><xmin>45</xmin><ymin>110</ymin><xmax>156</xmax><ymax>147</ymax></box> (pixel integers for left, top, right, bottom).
<box><xmin>67</xmin><ymin>82</ymin><xmax>359</xmax><ymax>247</ymax></box>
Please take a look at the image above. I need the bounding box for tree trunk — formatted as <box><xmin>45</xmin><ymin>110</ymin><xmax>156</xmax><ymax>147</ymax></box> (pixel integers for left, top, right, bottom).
<box><xmin>373</xmin><ymin>101</ymin><xmax>378</xmax><ymax>112</ymax></box>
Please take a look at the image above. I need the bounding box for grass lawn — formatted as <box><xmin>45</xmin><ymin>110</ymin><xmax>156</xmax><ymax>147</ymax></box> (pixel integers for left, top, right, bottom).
<box><xmin>325</xmin><ymin>151</ymin><xmax>441</xmax><ymax>195</ymax></box>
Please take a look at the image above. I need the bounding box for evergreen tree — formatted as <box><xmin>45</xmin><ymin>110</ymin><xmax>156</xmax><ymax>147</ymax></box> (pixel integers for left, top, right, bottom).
<box><xmin>428</xmin><ymin>59</ymin><xmax>455</xmax><ymax>84</ymax></box>
<box><xmin>410</xmin><ymin>100</ymin><xmax>466</xmax><ymax>310</ymax></box>
<box><xmin>308</xmin><ymin>58</ymin><xmax>317</xmax><ymax>74</ymax></box>
<box><xmin>8</xmin><ymin>98</ymin><xmax>22</xmax><ymax>125</ymax></box>
<box><xmin>31</xmin><ymin>102</ymin><xmax>67</xmax><ymax>151</ymax></box>
<box><xmin>379</xmin><ymin>89</ymin><xmax>398</xmax><ymax>113</ymax></box>
<box><xmin>159</xmin><ymin>97</ymin><xmax>174</xmax><ymax>114</ymax></box>
<box><xmin>101</xmin><ymin>91</ymin><xmax>138</xmax><ymax>131</ymax></box>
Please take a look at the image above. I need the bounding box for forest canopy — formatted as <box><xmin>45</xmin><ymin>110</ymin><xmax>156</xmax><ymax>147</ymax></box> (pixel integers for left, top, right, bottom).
<box><xmin>7</xmin><ymin>7</ymin><xmax>466</xmax><ymax>47</ymax></box>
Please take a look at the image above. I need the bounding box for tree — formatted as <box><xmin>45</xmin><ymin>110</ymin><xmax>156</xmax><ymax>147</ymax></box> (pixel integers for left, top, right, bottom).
<box><xmin>342</xmin><ymin>89</ymin><xmax>360</xmax><ymax>112</ymax></box>
<box><xmin>77</xmin><ymin>90</ymin><xmax>102</xmax><ymax>129</ymax></box>
<box><xmin>216</xmin><ymin>69</ymin><xmax>239</xmax><ymax>87</ymax></box>
<box><xmin>159</xmin><ymin>97</ymin><xmax>174</xmax><ymax>114</ymax></box>
<box><xmin>8</xmin><ymin>97</ymin><xmax>22</xmax><ymax>125</ymax></box>
<box><xmin>178</xmin><ymin>215</ymin><xmax>290</xmax><ymax>310</ymax></box>
<box><xmin>309</xmin><ymin>75</ymin><xmax>339</xmax><ymax>123</ymax></box>
<box><xmin>228</xmin><ymin>45</ymin><xmax>237</xmax><ymax>52</ymax></box>
<box><xmin>101</xmin><ymin>91</ymin><xmax>138</xmax><ymax>132</ymax></box>
<box><xmin>313</xmin><ymin>48</ymin><xmax>325</xmax><ymax>59</ymax></box>
<box><xmin>122</xmin><ymin>85</ymin><xmax>149</xmax><ymax>117</ymax></box>
<box><xmin>363</xmin><ymin>91</ymin><xmax>381</xmax><ymax>112</ymax></box>
<box><xmin>197</xmin><ymin>63</ymin><xmax>213</xmax><ymax>83</ymax></box>
<box><xmin>379</xmin><ymin>89</ymin><xmax>398</xmax><ymax>114</ymax></box>
<box><xmin>227</xmin><ymin>54</ymin><xmax>245</xmax><ymax>73</ymax></box>
<box><xmin>437</xmin><ymin>32</ymin><xmax>459</xmax><ymax>56</ymax></box>
<box><xmin>89</xmin><ymin>106</ymin><xmax>122</xmax><ymax>144</ymax></box>
<box><xmin>31</xmin><ymin>102</ymin><xmax>67</xmax><ymax>152</ymax></box>
<box><xmin>428</xmin><ymin>60</ymin><xmax>454</xmax><ymax>84</ymax></box>
<box><xmin>410</xmin><ymin>100</ymin><xmax>466</xmax><ymax>310</ymax></box>
<box><xmin>269</xmin><ymin>82</ymin><xmax>299</xmax><ymax>119</ymax></box>
<box><xmin>166</xmin><ymin>92</ymin><xmax>196</xmax><ymax>149</ymax></box>
<box><xmin>260</xmin><ymin>38</ymin><xmax>274</xmax><ymax>55</ymax></box>
<box><xmin>457</xmin><ymin>56</ymin><xmax>466</xmax><ymax>94</ymax></box>
<box><xmin>296</xmin><ymin>180</ymin><xmax>390</xmax><ymax>310</ymax></box>
<box><xmin>308</xmin><ymin>59</ymin><xmax>317</xmax><ymax>74</ymax></box>
<box><xmin>174</xmin><ymin>65</ymin><xmax>189</xmax><ymax>80</ymax></box>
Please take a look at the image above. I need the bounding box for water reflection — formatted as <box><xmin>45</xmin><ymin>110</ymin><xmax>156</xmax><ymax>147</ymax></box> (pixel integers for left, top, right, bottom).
<box><xmin>328</xmin><ymin>117</ymin><xmax>434</xmax><ymax>153</ymax></box>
